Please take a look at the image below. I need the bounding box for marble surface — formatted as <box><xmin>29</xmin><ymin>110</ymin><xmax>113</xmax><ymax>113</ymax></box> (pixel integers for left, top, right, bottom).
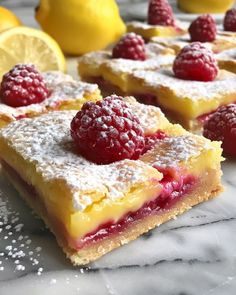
<box><xmin>0</xmin><ymin>1</ymin><xmax>236</xmax><ymax>295</ymax></box>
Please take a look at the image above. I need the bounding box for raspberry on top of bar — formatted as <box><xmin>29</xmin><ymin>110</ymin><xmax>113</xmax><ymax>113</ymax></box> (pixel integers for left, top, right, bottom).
<box><xmin>151</xmin><ymin>13</ymin><xmax>236</xmax><ymax>54</ymax></box>
<box><xmin>127</xmin><ymin>0</ymin><xmax>187</xmax><ymax>39</ymax></box>
<box><xmin>127</xmin><ymin>43</ymin><xmax>236</xmax><ymax>130</ymax></box>
<box><xmin>0</xmin><ymin>96</ymin><xmax>223</xmax><ymax>265</ymax></box>
<box><xmin>78</xmin><ymin>38</ymin><xmax>175</xmax><ymax>93</ymax></box>
<box><xmin>0</xmin><ymin>64</ymin><xmax>100</xmax><ymax>128</ymax></box>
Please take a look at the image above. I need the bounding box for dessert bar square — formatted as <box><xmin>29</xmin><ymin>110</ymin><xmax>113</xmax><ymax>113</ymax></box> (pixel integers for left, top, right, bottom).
<box><xmin>151</xmin><ymin>33</ymin><xmax>236</xmax><ymax>54</ymax></box>
<box><xmin>129</xmin><ymin>68</ymin><xmax>236</xmax><ymax>130</ymax></box>
<box><xmin>0</xmin><ymin>71</ymin><xmax>100</xmax><ymax>127</ymax></box>
<box><xmin>216</xmin><ymin>48</ymin><xmax>236</xmax><ymax>74</ymax></box>
<box><xmin>78</xmin><ymin>43</ymin><xmax>175</xmax><ymax>94</ymax></box>
<box><xmin>78</xmin><ymin>44</ymin><xmax>236</xmax><ymax>131</ymax></box>
<box><xmin>126</xmin><ymin>21</ymin><xmax>187</xmax><ymax>40</ymax></box>
<box><xmin>0</xmin><ymin>97</ymin><xmax>223</xmax><ymax>265</ymax></box>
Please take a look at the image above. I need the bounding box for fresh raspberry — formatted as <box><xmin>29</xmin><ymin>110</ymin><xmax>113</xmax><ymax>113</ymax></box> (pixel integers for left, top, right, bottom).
<box><xmin>224</xmin><ymin>8</ymin><xmax>236</xmax><ymax>32</ymax></box>
<box><xmin>189</xmin><ymin>14</ymin><xmax>217</xmax><ymax>42</ymax></box>
<box><xmin>173</xmin><ymin>42</ymin><xmax>218</xmax><ymax>81</ymax></box>
<box><xmin>142</xmin><ymin>130</ymin><xmax>166</xmax><ymax>154</ymax></box>
<box><xmin>203</xmin><ymin>104</ymin><xmax>236</xmax><ymax>157</ymax></box>
<box><xmin>112</xmin><ymin>33</ymin><xmax>146</xmax><ymax>61</ymax></box>
<box><xmin>148</xmin><ymin>0</ymin><xmax>175</xmax><ymax>26</ymax></box>
<box><xmin>71</xmin><ymin>95</ymin><xmax>145</xmax><ymax>164</ymax></box>
<box><xmin>0</xmin><ymin>64</ymin><xmax>49</xmax><ymax>107</ymax></box>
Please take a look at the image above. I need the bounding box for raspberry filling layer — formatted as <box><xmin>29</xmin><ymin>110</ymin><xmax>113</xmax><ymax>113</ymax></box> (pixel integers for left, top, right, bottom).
<box><xmin>15</xmin><ymin>114</ymin><xmax>28</xmax><ymax>120</ymax></box>
<box><xmin>1</xmin><ymin>160</ymin><xmax>197</xmax><ymax>251</ymax></box>
<box><xmin>76</xmin><ymin>172</ymin><xmax>197</xmax><ymax>249</ymax></box>
<box><xmin>197</xmin><ymin>102</ymin><xmax>236</xmax><ymax>125</ymax></box>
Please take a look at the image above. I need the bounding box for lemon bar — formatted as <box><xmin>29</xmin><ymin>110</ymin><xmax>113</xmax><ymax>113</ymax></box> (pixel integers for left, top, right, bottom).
<box><xmin>217</xmin><ymin>48</ymin><xmax>236</xmax><ymax>74</ymax></box>
<box><xmin>79</xmin><ymin>44</ymin><xmax>236</xmax><ymax>131</ymax></box>
<box><xmin>78</xmin><ymin>43</ymin><xmax>175</xmax><ymax>94</ymax></box>
<box><xmin>127</xmin><ymin>21</ymin><xmax>187</xmax><ymax>40</ymax></box>
<box><xmin>129</xmin><ymin>68</ymin><xmax>236</xmax><ymax>130</ymax></box>
<box><xmin>151</xmin><ymin>33</ymin><xmax>236</xmax><ymax>54</ymax></box>
<box><xmin>0</xmin><ymin>97</ymin><xmax>223</xmax><ymax>265</ymax></box>
<box><xmin>0</xmin><ymin>71</ymin><xmax>100</xmax><ymax>128</ymax></box>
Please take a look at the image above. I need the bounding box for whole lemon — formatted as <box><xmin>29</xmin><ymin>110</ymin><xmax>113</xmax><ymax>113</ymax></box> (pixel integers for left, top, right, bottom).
<box><xmin>35</xmin><ymin>0</ymin><xmax>126</xmax><ymax>55</ymax></box>
<box><xmin>0</xmin><ymin>6</ymin><xmax>21</xmax><ymax>33</ymax></box>
<box><xmin>178</xmin><ymin>0</ymin><xmax>234</xmax><ymax>13</ymax></box>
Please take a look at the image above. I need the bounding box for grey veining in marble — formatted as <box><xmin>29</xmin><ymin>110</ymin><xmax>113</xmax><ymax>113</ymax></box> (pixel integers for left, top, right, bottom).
<box><xmin>0</xmin><ymin>1</ymin><xmax>236</xmax><ymax>294</ymax></box>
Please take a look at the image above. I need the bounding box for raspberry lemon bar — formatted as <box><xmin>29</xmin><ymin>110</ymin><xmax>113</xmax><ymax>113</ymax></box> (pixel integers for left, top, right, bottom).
<box><xmin>127</xmin><ymin>0</ymin><xmax>186</xmax><ymax>39</ymax></box>
<box><xmin>0</xmin><ymin>96</ymin><xmax>223</xmax><ymax>265</ymax></box>
<box><xmin>0</xmin><ymin>64</ymin><xmax>100</xmax><ymax>127</ymax></box>
<box><xmin>78</xmin><ymin>33</ymin><xmax>175</xmax><ymax>95</ymax></box>
<box><xmin>79</xmin><ymin>36</ymin><xmax>236</xmax><ymax>131</ymax></box>
<box><xmin>152</xmin><ymin>14</ymin><xmax>236</xmax><ymax>54</ymax></box>
<box><xmin>216</xmin><ymin>48</ymin><xmax>236</xmax><ymax>74</ymax></box>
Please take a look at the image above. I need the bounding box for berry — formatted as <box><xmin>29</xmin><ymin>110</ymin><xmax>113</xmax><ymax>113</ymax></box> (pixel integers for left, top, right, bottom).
<box><xmin>224</xmin><ymin>8</ymin><xmax>236</xmax><ymax>32</ymax></box>
<box><xmin>189</xmin><ymin>14</ymin><xmax>217</xmax><ymax>42</ymax></box>
<box><xmin>148</xmin><ymin>0</ymin><xmax>175</xmax><ymax>26</ymax></box>
<box><xmin>173</xmin><ymin>42</ymin><xmax>218</xmax><ymax>81</ymax></box>
<box><xmin>112</xmin><ymin>33</ymin><xmax>146</xmax><ymax>61</ymax></box>
<box><xmin>203</xmin><ymin>104</ymin><xmax>236</xmax><ymax>157</ymax></box>
<box><xmin>0</xmin><ymin>64</ymin><xmax>49</xmax><ymax>107</ymax></box>
<box><xmin>71</xmin><ymin>95</ymin><xmax>145</xmax><ymax>164</ymax></box>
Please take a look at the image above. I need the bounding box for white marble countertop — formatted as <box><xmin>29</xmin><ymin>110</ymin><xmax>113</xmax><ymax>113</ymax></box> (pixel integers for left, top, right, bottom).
<box><xmin>1</xmin><ymin>1</ymin><xmax>236</xmax><ymax>295</ymax></box>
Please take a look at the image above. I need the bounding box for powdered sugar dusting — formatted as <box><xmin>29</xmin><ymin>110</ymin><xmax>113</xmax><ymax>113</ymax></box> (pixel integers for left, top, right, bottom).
<box><xmin>216</xmin><ymin>48</ymin><xmax>236</xmax><ymax>61</ymax></box>
<box><xmin>78</xmin><ymin>51</ymin><xmax>111</xmax><ymax>69</ymax></box>
<box><xmin>0</xmin><ymin>71</ymin><xmax>99</xmax><ymax>120</ymax></box>
<box><xmin>0</xmin><ymin>109</ymin><xmax>161</xmax><ymax>212</ymax></box>
<box><xmin>0</xmin><ymin>191</ymin><xmax>44</xmax><ymax>275</ymax></box>
<box><xmin>141</xmin><ymin>135</ymin><xmax>213</xmax><ymax>167</ymax></box>
<box><xmin>103</xmin><ymin>53</ymin><xmax>175</xmax><ymax>75</ymax></box>
<box><xmin>124</xmin><ymin>96</ymin><xmax>169</xmax><ymax>133</ymax></box>
<box><xmin>79</xmin><ymin>43</ymin><xmax>175</xmax><ymax>78</ymax></box>
<box><xmin>127</xmin><ymin>20</ymin><xmax>186</xmax><ymax>31</ymax></box>
<box><xmin>132</xmin><ymin>68</ymin><xmax>236</xmax><ymax>101</ymax></box>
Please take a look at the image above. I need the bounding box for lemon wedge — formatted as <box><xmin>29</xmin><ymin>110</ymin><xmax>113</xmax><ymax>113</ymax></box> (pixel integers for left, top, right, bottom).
<box><xmin>0</xmin><ymin>26</ymin><xmax>66</xmax><ymax>79</ymax></box>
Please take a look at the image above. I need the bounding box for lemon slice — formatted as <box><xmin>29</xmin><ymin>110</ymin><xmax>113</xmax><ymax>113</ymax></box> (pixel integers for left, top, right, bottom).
<box><xmin>0</xmin><ymin>26</ymin><xmax>66</xmax><ymax>79</ymax></box>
